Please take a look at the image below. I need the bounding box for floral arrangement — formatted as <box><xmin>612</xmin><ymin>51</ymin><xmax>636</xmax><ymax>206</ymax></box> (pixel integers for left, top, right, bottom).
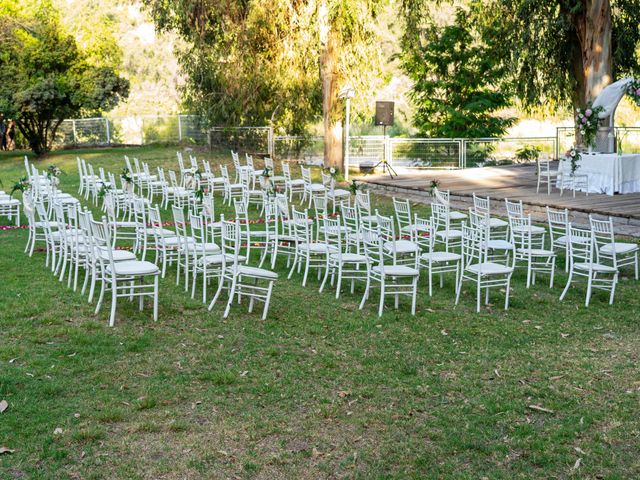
<box><xmin>575</xmin><ymin>103</ymin><xmax>603</xmax><ymax>148</ymax></box>
<box><xmin>348</xmin><ymin>179</ymin><xmax>363</xmax><ymax>195</ymax></box>
<box><xmin>429</xmin><ymin>179</ymin><xmax>440</xmax><ymax>196</ymax></box>
<box><xmin>193</xmin><ymin>186</ymin><xmax>207</xmax><ymax>204</ymax></box>
<box><xmin>565</xmin><ymin>147</ymin><xmax>581</xmax><ymax>175</ymax></box>
<box><xmin>261</xmin><ymin>167</ymin><xmax>272</xmax><ymax>177</ymax></box>
<box><xmin>625</xmin><ymin>79</ymin><xmax>640</xmax><ymax>107</ymax></box>
<box><xmin>10</xmin><ymin>176</ymin><xmax>30</xmax><ymax>197</ymax></box>
<box><xmin>97</xmin><ymin>183</ymin><xmax>112</xmax><ymax>199</ymax></box>
<box><xmin>121</xmin><ymin>167</ymin><xmax>133</xmax><ymax>184</ymax></box>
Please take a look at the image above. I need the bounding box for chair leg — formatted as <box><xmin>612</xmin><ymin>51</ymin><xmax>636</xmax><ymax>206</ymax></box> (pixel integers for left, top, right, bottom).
<box><xmin>560</xmin><ymin>271</ymin><xmax>573</xmax><ymax>301</ymax></box>
<box><xmin>109</xmin><ymin>280</ymin><xmax>117</xmax><ymax>327</ymax></box>
<box><xmin>262</xmin><ymin>281</ymin><xmax>274</xmax><ymax>320</ymax></box>
<box><xmin>378</xmin><ymin>281</ymin><xmax>385</xmax><ymax>317</ymax></box>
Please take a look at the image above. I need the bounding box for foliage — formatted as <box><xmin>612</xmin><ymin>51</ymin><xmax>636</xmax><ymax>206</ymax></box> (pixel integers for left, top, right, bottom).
<box><xmin>348</xmin><ymin>179</ymin><xmax>363</xmax><ymax>195</ymax></box>
<box><xmin>575</xmin><ymin>103</ymin><xmax>604</xmax><ymax>148</ymax></box>
<box><xmin>97</xmin><ymin>183</ymin><xmax>112</xmax><ymax>199</ymax></box>
<box><xmin>401</xmin><ymin>8</ymin><xmax>514</xmax><ymax>138</ymax></box>
<box><xmin>515</xmin><ymin>144</ymin><xmax>542</xmax><ymax>162</ymax></box>
<box><xmin>565</xmin><ymin>146</ymin><xmax>581</xmax><ymax>174</ymax></box>
<box><xmin>625</xmin><ymin>78</ymin><xmax>640</xmax><ymax>106</ymax></box>
<box><xmin>10</xmin><ymin>176</ymin><xmax>30</xmax><ymax>197</ymax></box>
<box><xmin>144</xmin><ymin>0</ymin><xmax>386</xmax><ymax>139</ymax></box>
<box><xmin>0</xmin><ymin>1</ymin><xmax>129</xmax><ymax>155</ymax></box>
<box><xmin>120</xmin><ymin>167</ymin><xmax>133</xmax><ymax>184</ymax></box>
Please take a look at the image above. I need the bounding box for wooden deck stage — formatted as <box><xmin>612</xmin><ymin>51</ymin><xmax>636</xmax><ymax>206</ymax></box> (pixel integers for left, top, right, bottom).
<box><xmin>356</xmin><ymin>163</ymin><xmax>640</xmax><ymax>236</ymax></box>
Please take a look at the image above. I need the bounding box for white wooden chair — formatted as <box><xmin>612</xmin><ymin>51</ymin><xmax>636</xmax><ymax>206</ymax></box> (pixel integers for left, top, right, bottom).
<box><xmin>472</xmin><ymin>194</ymin><xmax>508</xmax><ymax>235</ymax></box>
<box><xmin>392</xmin><ymin>197</ymin><xmax>429</xmax><ymax>243</ymax></box>
<box><xmin>455</xmin><ymin>223</ymin><xmax>514</xmax><ymax>312</ymax></box>
<box><xmin>376</xmin><ymin>211</ymin><xmax>420</xmax><ymax>266</ymax></box>
<box><xmin>208</xmin><ymin>216</ymin><xmax>277</xmax><ymax>320</ymax></box>
<box><xmin>360</xmin><ymin>225</ymin><xmax>419</xmax><ymax>317</ymax></box>
<box><xmin>321</xmin><ymin>171</ymin><xmax>349</xmax><ymax>213</ymax></box>
<box><xmin>287</xmin><ymin>207</ymin><xmax>335</xmax><ymax>286</ymax></box>
<box><xmin>558</xmin><ymin>158</ymin><xmax>589</xmax><ymax>197</ymax></box>
<box><xmin>590</xmin><ymin>216</ymin><xmax>638</xmax><ymax>280</ymax></box>
<box><xmin>92</xmin><ymin>216</ymin><xmax>160</xmax><ymax>327</ymax></box>
<box><xmin>546</xmin><ymin>207</ymin><xmax>570</xmax><ymax>271</ymax></box>
<box><xmin>431</xmin><ymin>202</ymin><xmax>462</xmax><ymax>251</ymax></box>
<box><xmin>510</xmin><ymin>215</ymin><xmax>556</xmax><ymax>288</ymax></box>
<box><xmin>433</xmin><ymin>188</ymin><xmax>467</xmax><ymax>224</ymax></box>
<box><xmin>416</xmin><ymin>215</ymin><xmax>462</xmax><ymax>296</ymax></box>
<box><xmin>560</xmin><ymin>225</ymin><xmax>618</xmax><ymax>306</ymax></box>
<box><xmin>536</xmin><ymin>159</ymin><xmax>561</xmax><ymax>194</ymax></box>
<box><xmin>282</xmin><ymin>162</ymin><xmax>305</xmax><ymax>201</ymax></box>
<box><xmin>301</xmin><ymin>166</ymin><xmax>325</xmax><ymax>207</ymax></box>
<box><xmin>320</xmin><ymin>215</ymin><xmax>369</xmax><ymax>300</ymax></box>
<box><xmin>220</xmin><ymin>164</ymin><xmax>245</xmax><ymax>206</ymax></box>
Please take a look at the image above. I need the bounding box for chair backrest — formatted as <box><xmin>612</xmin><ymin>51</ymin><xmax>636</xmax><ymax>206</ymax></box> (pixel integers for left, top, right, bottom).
<box><xmin>245</xmin><ymin>153</ymin><xmax>254</xmax><ymax>170</ymax></box>
<box><xmin>231</xmin><ymin>151</ymin><xmax>240</xmax><ymax>169</ymax></box>
<box><xmin>431</xmin><ymin>202</ymin><xmax>452</xmax><ymax>232</ymax></box>
<box><xmin>203</xmin><ymin>159</ymin><xmax>212</xmax><ymax>174</ymax></box>
<box><xmin>282</xmin><ymin>162</ymin><xmax>293</xmax><ymax>181</ymax></box>
<box><xmin>132</xmin><ymin>197</ymin><xmax>148</xmax><ymax>227</ymax></box>
<box><xmin>375</xmin><ymin>211</ymin><xmax>395</xmax><ymax>243</ymax></box>
<box><xmin>342</xmin><ymin>205</ymin><xmax>359</xmax><ymax>232</ymax></box>
<box><xmin>414</xmin><ymin>214</ymin><xmax>434</xmax><ymax>250</ymax></box>
<box><xmin>264</xmin><ymin>157</ymin><xmax>274</xmax><ymax>170</ymax></box>
<box><xmin>148</xmin><ymin>205</ymin><xmax>166</xmax><ymax>239</ymax></box>
<box><xmin>473</xmin><ymin>193</ymin><xmax>491</xmax><ymax>216</ymax></box>
<box><xmin>321</xmin><ymin>171</ymin><xmax>333</xmax><ymax>189</ymax></box>
<box><xmin>312</xmin><ymin>195</ymin><xmax>328</xmax><ymax>219</ymax></box>
<box><xmin>202</xmin><ymin>193</ymin><xmax>215</xmax><ymax>223</ymax></box>
<box><xmin>189</xmin><ymin>211</ymin><xmax>208</xmax><ymax>248</ymax></box>
<box><xmin>125</xmin><ymin>155</ymin><xmax>134</xmax><ymax>174</ymax></box>
<box><xmin>221</xmin><ymin>215</ymin><xmax>242</xmax><ymax>269</ymax></box>
<box><xmin>433</xmin><ymin>188</ymin><xmax>450</xmax><ymax>206</ymax></box>
<box><xmin>133</xmin><ymin>157</ymin><xmax>142</xmax><ymax>175</ymax></box>
<box><xmin>323</xmin><ymin>215</ymin><xmax>343</xmax><ymax>255</ymax></box>
<box><xmin>168</xmin><ymin>170</ymin><xmax>180</xmax><ymax>188</ymax></box>
<box><xmin>567</xmin><ymin>224</ymin><xmax>594</xmax><ymax>268</ymax></box>
<box><xmin>24</xmin><ymin>156</ymin><xmax>31</xmax><ymax>176</ymax></box>
<box><xmin>301</xmin><ymin>166</ymin><xmax>312</xmax><ymax>186</ymax></box>
<box><xmin>220</xmin><ymin>164</ymin><xmax>231</xmax><ymax>182</ymax></box>
<box><xmin>393</xmin><ymin>197</ymin><xmax>411</xmax><ymax>230</ymax></box>
<box><xmin>537</xmin><ymin>159</ymin><xmax>556</xmax><ymax>176</ymax></box>
<box><xmin>177</xmin><ymin>152</ymin><xmax>186</xmax><ymax>172</ymax></box>
<box><xmin>546</xmin><ymin>207</ymin><xmax>568</xmax><ymax>244</ymax></box>
<box><xmin>509</xmin><ymin>215</ymin><xmax>532</xmax><ymax>251</ymax></box>
<box><xmin>275</xmin><ymin>193</ymin><xmax>289</xmax><ymax>219</ymax></box>
<box><xmin>171</xmin><ymin>205</ymin><xmax>190</xmax><ymax>247</ymax></box>
<box><xmin>461</xmin><ymin>223</ymin><xmax>486</xmax><ymax>267</ymax></box>
<box><xmin>263</xmin><ymin>201</ymin><xmax>279</xmax><ymax>240</ymax></box>
<box><xmin>290</xmin><ymin>207</ymin><xmax>312</xmax><ymax>243</ymax></box>
<box><xmin>589</xmin><ymin>216</ymin><xmax>616</xmax><ymax>264</ymax></box>
<box><xmin>355</xmin><ymin>190</ymin><xmax>370</xmax><ymax>213</ymax></box>
<box><xmin>505</xmin><ymin>198</ymin><xmax>523</xmax><ymax>219</ymax></box>
<box><xmin>361</xmin><ymin>224</ymin><xmax>383</xmax><ymax>267</ymax></box>
<box><xmin>189</xmin><ymin>155</ymin><xmax>199</xmax><ymax>171</ymax></box>
<box><xmin>239</xmin><ymin>169</ymin><xmax>251</xmax><ymax>190</ymax></box>
<box><xmin>91</xmin><ymin>217</ymin><xmax>115</xmax><ymax>268</ymax></box>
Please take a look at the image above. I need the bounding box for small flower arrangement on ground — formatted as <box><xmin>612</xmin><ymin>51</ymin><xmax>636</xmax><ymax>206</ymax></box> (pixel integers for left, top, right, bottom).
<box><xmin>565</xmin><ymin>147</ymin><xmax>581</xmax><ymax>175</ymax></box>
<box><xmin>626</xmin><ymin>78</ymin><xmax>640</xmax><ymax>107</ymax></box>
<box><xmin>575</xmin><ymin>103</ymin><xmax>604</xmax><ymax>148</ymax></box>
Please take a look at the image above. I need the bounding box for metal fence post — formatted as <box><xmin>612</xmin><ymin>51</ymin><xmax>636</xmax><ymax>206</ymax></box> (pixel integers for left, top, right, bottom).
<box><xmin>268</xmin><ymin>127</ymin><xmax>274</xmax><ymax>157</ymax></box>
<box><xmin>72</xmin><ymin>119</ymin><xmax>77</xmax><ymax>145</ymax></box>
<box><xmin>140</xmin><ymin>118</ymin><xmax>145</xmax><ymax>145</ymax></box>
<box><xmin>178</xmin><ymin>115</ymin><xmax>183</xmax><ymax>142</ymax></box>
<box><xmin>105</xmin><ymin>118</ymin><xmax>111</xmax><ymax>145</ymax></box>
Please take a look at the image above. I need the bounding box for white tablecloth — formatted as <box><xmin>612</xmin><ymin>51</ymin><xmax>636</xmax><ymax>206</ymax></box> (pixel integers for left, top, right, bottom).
<box><xmin>560</xmin><ymin>153</ymin><xmax>640</xmax><ymax>195</ymax></box>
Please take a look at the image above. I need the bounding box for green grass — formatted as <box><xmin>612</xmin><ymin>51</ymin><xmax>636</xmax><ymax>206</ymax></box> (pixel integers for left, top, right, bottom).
<box><xmin>1</xmin><ymin>146</ymin><xmax>640</xmax><ymax>479</ymax></box>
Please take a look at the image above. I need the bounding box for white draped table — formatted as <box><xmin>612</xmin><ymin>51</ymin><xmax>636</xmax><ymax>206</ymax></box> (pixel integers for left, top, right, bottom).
<box><xmin>561</xmin><ymin>153</ymin><xmax>640</xmax><ymax>196</ymax></box>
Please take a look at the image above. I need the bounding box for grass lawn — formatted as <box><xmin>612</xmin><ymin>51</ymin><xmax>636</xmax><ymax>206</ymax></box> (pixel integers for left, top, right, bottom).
<box><xmin>1</xmin><ymin>146</ymin><xmax>640</xmax><ymax>479</ymax></box>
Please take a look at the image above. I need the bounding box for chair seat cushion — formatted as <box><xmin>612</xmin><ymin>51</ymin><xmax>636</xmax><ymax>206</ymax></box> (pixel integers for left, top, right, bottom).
<box><xmin>449</xmin><ymin>211</ymin><xmax>467</xmax><ymax>221</ymax></box>
<box><xmin>238</xmin><ymin>265</ymin><xmax>278</xmax><ymax>280</ymax></box>
<box><xmin>143</xmin><ymin>228</ymin><xmax>176</xmax><ymax>237</ymax></box>
<box><xmin>574</xmin><ymin>262</ymin><xmax>617</xmax><ymax>273</ymax></box>
<box><xmin>0</xmin><ymin>199</ymin><xmax>20</xmax><ymax>206</ymax></box>
<box><xmin>487</xmin><ymin>239</ymin><xmax>514</xmax><ymax>250</ymax></box>
<box><xmin>202</xmin><ymin>253</ymin><xmax>246</xmax><ymax>265</ymax></box>
<box><xmin>97</xmin><ymin>248</ymin><xmax>137</xmax><ymax>262</ymax></box>
<box><xmin>298</xmin><ymin>242</ymin><xmax>338</xmax><ymax>254</ymax></box>
<box><xmin>435</xmin><ymin>229</ymin><xmax>462</xmax><ymax>239</ymax></box>
<box><xmin>421</xmin><ymin>251</ymin><xmax>461</xmax><ymax>262</ymax></box>
<box><xmin>288</xmin><ymin>179</ymin><xmax>305</xmax><ymax>186</ymax></box>
<box><xmin>328</xmin><ymin>189</ymin><xmax>350</xmax><ymax>198</ymax></box>
<box><xmin>512</xmin><ymin>225</ymin><xmax>546</xmax><ymax>235</ymax></box>
<box><xmin>600</xmin><ymin>242</ymin><xmax>639</xmax><ymax>255</ymax></box>
<box><xmin>488</xmin><ymin>217</ymin><xmax>508</xmax><ymax>228</ymax></box>
<box><xmin>467</xmin><ymin>262</ymin><xmax>513</xmax><ymax>275</ymax></box>
<box><xmin>113</xmin><ymin>221</ymin><xmax>137</xmax><ymax>228</ymax></box>
<box><xmin>107</xmin><ymin>260</ymin><xmax>159</xmax><ymax>276</ymax></box>
<box><xmin>384</xmin><ymin>240</ymin><xmax>420</xmax><ymax>254</ymax></box>
<box><xmin>308</xmin><ymin>184</ymin><xmax>325</xmax><ymax>192</ymax></box>
<box><xmin>373</xmin><ymin>265</ymin><xmax>419</xmax><ymax>277</ymax></box>
<box><xmin>400</xmin><ymin>224</ymin><xmax>429</xmax><ymax>234</ymax></box>
<box><xmin>331</xmin><ymin>252</ymin><xmax>368</xmax><ymax>263</ymax></box>
<box><xmin>517</xmin><ymin>248</ymin><xmax>556</xmax><ymax>257</ymax></box>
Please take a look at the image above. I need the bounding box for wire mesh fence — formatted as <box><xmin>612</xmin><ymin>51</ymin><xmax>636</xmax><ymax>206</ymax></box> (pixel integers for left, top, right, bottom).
<box><xmin>208</xmin><ymin>127</ymin><xmax>272</xmax><ymax>156</ymax></box>
<box><xmin>52</xmin><ymin>115</ymin><xmax>208</xmax><ymax>147</ymax></box>
<box><xmin>462</xmin><ymin>137</ymin><xmax>557</xmax><ymax>168</ymax></box>
<box><xmin>390</xmin><ymin>138</ymin><xmax>462</xmax><ymax>168</ymax></box>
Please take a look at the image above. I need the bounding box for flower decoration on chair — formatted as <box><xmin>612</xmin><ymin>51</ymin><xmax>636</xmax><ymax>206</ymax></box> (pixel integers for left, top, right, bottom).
<box><xmin>120</xmin><ymin>167</ymin><xmax>133</xmax><ymax>184</ymax></box>
<box><xmin>193</xmin><ymin>186</ymin><xmax>206</xmax><ymax>204</ymax></box>
<box><xmin>97</xmin><ymin>183</ymin><xmax>112</xmax><ymax>199</ymax></box>
<box><xmin>259</xmin><ymin>167</ymin><xmax>273</xmax><ymax>191</ymax></box>
<box><xmin>575</xmin><ymin>103</ymin><xmax>604</xmax><ymax>148</ymax></box>
<box><xmin>10</xmin><ymin>176</ymin><xmax>30</xmax><ymax>197</ymax></box>
<box><xmin>429</xmin><ymin>179</ymin><xmax>440</xmax><ymax>196</ymax></box>
<box><xmin>348</xmin><ymin>179</ymin><xmax>363</xmax><ymax>195</ymax></box>
<box><xmin>46</xmin><ymin>165</ymin><xmax>63</xmax><ymax>185</ymax></box>
<box><xmin>625</xmin><ymin>79</ymin><xmax>640</xmax><ymax>107</ymax></box>
<box><xmin>565</xmin><ymin>147</ymin><xmax>581</xmax><ymax>175</ymax></box>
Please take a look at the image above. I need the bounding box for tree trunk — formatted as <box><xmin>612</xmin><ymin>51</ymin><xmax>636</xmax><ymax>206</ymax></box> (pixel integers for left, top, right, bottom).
<box><xmin>572</xmin><ymin>0</ymin><xmax>613</xmax><ymax>106</ymax></box>
<box><xmin>318</xmin><ymin>2</ymin><xmax>343</xmax><ymax>170</ymax></box>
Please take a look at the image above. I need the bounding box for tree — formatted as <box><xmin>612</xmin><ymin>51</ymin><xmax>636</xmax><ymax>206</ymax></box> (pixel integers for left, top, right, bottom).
<box><xmin>0</xmin><ymin>1</ymin><xmax>129</xmax><ymax>155</ymax></box>
<box><xmin>145</xmin><ymin>0</ymin><xmax>385</xmax><ymax>168</ymax></box>
<box><xmin>471</xmin><ymin>0</ymin><xmax>640</xmax><ymax>110</ymax></box>
<box><xmin>401</xmin><ymin>8</ymin><xmax>514</xmax><ymax>138</ymax></box>
<box><xmin>402</xmin><ymin>0</ymin><xmax>640</xmax><ymax>117</ymax></box>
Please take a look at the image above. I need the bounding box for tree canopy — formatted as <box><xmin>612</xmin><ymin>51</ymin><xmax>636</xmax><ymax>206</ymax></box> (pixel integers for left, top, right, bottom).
<box><xmin>401</xmin><ymin>8</ymin><xmax>514</xmax><ymax>138</ymax></box>
<box><xmin>0</xmin><ymin>1</ymin><xmax>129</xmax><ymax>155</ymax></box>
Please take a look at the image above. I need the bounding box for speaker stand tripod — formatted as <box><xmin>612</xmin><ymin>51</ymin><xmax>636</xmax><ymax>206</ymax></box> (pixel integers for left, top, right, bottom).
<box><xmin>372</xmin><ymin>125</ymin><xmax>397</xmax><ymax>179</ymax></box>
